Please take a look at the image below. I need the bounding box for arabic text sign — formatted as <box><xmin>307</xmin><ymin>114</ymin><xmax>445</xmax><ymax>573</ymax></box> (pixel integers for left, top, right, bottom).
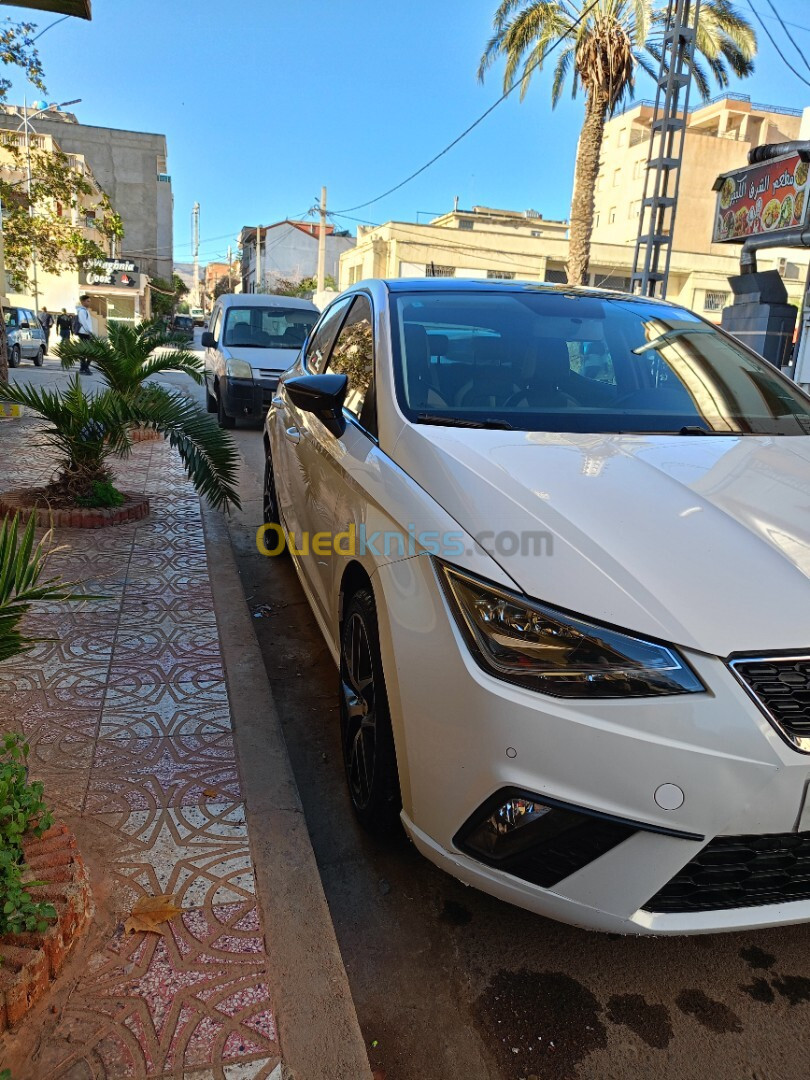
<box><xmin>713</xmin><ymin>152</ymin><xmax>809</xmax><ymax>243</ymax></box>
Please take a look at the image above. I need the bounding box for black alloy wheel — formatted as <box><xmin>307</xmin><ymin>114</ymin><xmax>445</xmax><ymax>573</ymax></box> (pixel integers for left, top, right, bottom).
<box><xmin>339</xmin><ymin>588</ymin><xmax>400</xmax><ymax>831</ymax></box>
<box><xmin>8</xmin><ymin>345</ymin><xmax>19</xmax><ymax>368</ymax></box>
<box><xmin>34</xmin><ymin>347</ymin><xmax>44</xmax><ymax>367</ymax></box>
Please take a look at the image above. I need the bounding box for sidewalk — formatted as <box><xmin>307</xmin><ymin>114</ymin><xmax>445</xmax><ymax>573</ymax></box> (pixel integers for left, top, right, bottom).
<box><xmin>0</xmin><ymin>412</ymin><xmax>369</xmax><ymax>1079</ymax></box>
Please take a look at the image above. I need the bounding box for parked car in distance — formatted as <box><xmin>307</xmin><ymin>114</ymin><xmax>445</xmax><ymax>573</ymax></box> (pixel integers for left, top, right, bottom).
<box><xmin>4</xmin><ymin>306</ymin><xmax>47</xmax><ymax>367</ymax></box>
<box><xmin>202</xmin><ymin>293</ymin><xmax>318</xmax><ymax>428</ymax></box>
<box><xmin>265</xmin><ymin>277</ymin><xmax>810</xmax><ymax>935</ymax></box>
<box><xmin>190</xmin><ymin>306</ymin><xmax>205</xmax><ymax>326</ymax></box>
<box><xmin>171</xmin><ymin>313</ymin><xmax>194</xmax><ymax>341</ymax></box>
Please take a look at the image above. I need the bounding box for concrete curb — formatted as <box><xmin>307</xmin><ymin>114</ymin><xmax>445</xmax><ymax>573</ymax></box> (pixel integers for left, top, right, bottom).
<box><xmin>201</xmin><ymin>504</ymin><xmax>373</xmax><ymax>1080</ymax></box>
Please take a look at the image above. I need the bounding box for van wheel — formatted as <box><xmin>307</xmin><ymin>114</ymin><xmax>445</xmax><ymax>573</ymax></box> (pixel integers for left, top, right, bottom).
<box><xmin>8</xmin><ymin>345</ymin><xmax>19</xmax><ymax>368</ymax></box>
<box><xmin>339</xmin><ymin>588</ymin><xmax>401</xmax><ymax>831</ymax></box>
<box><xmin>205</xmin><ymin>385</ymin><xmax>217</xmax><ymax>413</ymax></box>
<box><xmin>217</xmin><ymin>389</ymin><xmax>235</xmax><ymax>429</ymax></box>
<box><xmin>34</xmin><ymin>347</ymin><xmax>44</xmax><ymax>367</ymax></box>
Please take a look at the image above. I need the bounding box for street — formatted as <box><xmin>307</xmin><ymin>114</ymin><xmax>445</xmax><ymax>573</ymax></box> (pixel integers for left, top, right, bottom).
<box><xmin>10</xmin><ymin>350</ymin><xmax>810</xmax><ymax>1080</ymax></box>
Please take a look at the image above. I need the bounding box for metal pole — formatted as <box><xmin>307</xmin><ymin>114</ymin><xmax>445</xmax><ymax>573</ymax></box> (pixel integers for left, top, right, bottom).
<box><xmin>256</xmin><ymin>226</ymin><xmax>261</xmax><ymax>293</ymax></box>
<box><xmin>317</xmin><ymin>186</ymin><xmax>327</xmax><ymax>293</ymax></box>
<box><xmin>192</xmin><ymin>202</ymin><xmax>200</xmax><ymax>307</ymax></box>
<box><xmin>227</xmin><ymin>244</ymin><xmax>233</xmax><ymax>293</ymax></box>
<box><xmin>23</xmin><ymin>97</ymin><xmax>41</xmax><ymax>317</ymax></box>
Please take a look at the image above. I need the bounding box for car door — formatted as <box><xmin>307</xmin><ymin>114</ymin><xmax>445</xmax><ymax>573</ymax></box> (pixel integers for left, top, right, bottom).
<box><xmin>19</xmin><ymin>310</ymin><xmax>34</xmax><ymax>357</ymax></box>
<box><xmin>205</xmin><ymin>306</ymin><xmax>223</xmax><ymax>394</ymax></box>
<box><xmin>292</xmin><ymin>293</ymin><xmax>377</xmax><ymax>627</ymax></box>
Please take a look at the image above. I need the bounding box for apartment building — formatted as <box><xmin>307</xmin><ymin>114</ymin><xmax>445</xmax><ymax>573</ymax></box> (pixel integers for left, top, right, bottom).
<box><xmin>0</xmin><ymin>106</ymin><xmax>173</xmax><ymax>281</ymax></box>
<box><xmin>0</xmin><ymin>126</ymin><xmax>150</xmax><ymax>326</ymax></box>
<box><xmin>240</xmin><ymin>220</ymin><xmax>355</xmax><ymax>293</ymax></box>
<box><xmin>590</xmin><ymin>95</ymin><xmax>810</xmax><ymax>311</ymax></box>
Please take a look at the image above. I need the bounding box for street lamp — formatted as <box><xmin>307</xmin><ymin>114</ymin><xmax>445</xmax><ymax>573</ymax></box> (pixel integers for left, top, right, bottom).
<box><xmin>17</xmin><ymin>96</ymin><xmax>82</xmax><ymax>316</ymax></box>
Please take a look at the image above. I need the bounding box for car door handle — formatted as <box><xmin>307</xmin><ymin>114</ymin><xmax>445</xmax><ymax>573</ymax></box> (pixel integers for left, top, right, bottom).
<box><xmin>285</xmin><ymin>426</ymin><xmax>301</xmax><ymax>444</ymax></box>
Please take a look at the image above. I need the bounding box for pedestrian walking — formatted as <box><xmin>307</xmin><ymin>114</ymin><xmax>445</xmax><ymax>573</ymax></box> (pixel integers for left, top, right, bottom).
<box><xmin>73</xmin><ymin>294</ymin><xmax>94</xmax><ymax>373</ymax></box>
<box><xmin>56</xmin><ymin>308</ymin><xmax>72</xmax><ymax>343</ymax></box>
<box><xmin>38</xmin><ymin>306</ymin><xmax>53</xmax><ymax>352</ymax></box>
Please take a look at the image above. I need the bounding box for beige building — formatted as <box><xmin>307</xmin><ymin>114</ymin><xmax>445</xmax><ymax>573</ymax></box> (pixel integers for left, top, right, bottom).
<box><xmin>0</xmin><ymin>128</ymin><xmax>149</xmax><ymax>329</ymax></box>
<box><xmin>341</xmin><ymin>98</ymin><xmax>810</xmax><ymax>323</ymax></box>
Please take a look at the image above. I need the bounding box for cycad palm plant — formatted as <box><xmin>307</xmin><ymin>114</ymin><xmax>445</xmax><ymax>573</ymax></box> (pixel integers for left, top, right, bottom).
<box><xmin>478</xmin><ymin>0</ymin><xmax>757</xmax><ymax>285</ymax></box>
<box><xmin>0</xmin><ymin>322</ymin><xmax>241</xmax><ymax>512</ymax></box>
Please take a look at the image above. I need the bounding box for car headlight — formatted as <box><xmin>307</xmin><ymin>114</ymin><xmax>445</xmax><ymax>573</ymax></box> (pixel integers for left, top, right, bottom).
<box><xmin>226</xmin><ymin>358</ymin><xmax>253</xmax><ymax>379</ymax></box>
<box><xmin>438</xmin><ymin>563</ymin><xmax>704</xmax><ymax>699</ymax></box>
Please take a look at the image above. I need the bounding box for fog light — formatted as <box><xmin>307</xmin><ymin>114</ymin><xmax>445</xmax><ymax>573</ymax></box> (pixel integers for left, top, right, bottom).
<box><xmin>462</xmin><ymin>796</ymin><xmax>554</xmax><ymax>861</ymax></box>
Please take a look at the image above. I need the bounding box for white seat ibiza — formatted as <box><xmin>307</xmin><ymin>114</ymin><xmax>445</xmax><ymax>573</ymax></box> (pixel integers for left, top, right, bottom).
<box><xmin>263</xmin><ymin>278</ymin><xmax>810</xmax><ymax>935</ymax></box>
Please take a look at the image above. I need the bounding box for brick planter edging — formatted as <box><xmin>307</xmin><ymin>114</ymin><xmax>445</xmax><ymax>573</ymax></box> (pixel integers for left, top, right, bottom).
<box><xmin>0</xmin><ymin>823</ymin><xmax>93</xmax><ymax>1032</ymax></box>
<box><xmin>0</xmin><ymin>489</ymin><xmax>149</xmax><ymax>529</ymax></box>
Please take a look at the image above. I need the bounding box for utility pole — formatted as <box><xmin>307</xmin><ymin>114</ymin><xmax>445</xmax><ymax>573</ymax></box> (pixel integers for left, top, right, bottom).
<box><xmin>227</xmin><ymin>244</ymin><xmax>233</xmax><ymax>293</ymax></box>
<box><xmin>630</xmin><ymin>0</ymin><xmax>701</xmax><ymax>298</ymax></box>
<box><xmin>256</xmin><ymin>226</ymin><xmax>262</xmax><ymax>293</ymax></box>
<box><xmin>192</xmin><ymin>202</ymin><xmax>200</xmax><ymax>307</ymax></box>
<box><xmin>23</xmin><ymin>97</ymin><xmax>40</xmax><ymax>317</ymax></box>
<box><xmin>317</xmin><ymin>186</ymin><xmax>327</xmax><ymax>293</ymax></box>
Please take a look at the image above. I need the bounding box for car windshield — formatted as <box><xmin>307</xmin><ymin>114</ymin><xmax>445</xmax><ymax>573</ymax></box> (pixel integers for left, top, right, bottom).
<box><xmin>390</xmin><ymin>289</ymin><xmax>810</xmax><ymax>435</ymax></box>
<box><xmin>223</xmin><ymin>305</ymin><xmax>318</xmax><ymax>350</ymax></box>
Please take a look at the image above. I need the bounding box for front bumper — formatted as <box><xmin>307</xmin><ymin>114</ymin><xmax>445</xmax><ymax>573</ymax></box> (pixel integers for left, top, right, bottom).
<box><xmin>373</xmin><ymin>554</ymin><xmax>810</xmax><ymax>934</ymax></box>
<box><xmin>221</xmin><ymin>375</ymin><xmax>279</xmax><ymax>419</ymax></box>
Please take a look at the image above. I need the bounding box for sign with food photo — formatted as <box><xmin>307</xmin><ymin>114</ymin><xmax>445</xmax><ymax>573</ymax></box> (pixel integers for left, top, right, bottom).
<box><xmin>713</xmin><ymin>152</ymin><xmax>809</xmax><ymax>243</ymax></box>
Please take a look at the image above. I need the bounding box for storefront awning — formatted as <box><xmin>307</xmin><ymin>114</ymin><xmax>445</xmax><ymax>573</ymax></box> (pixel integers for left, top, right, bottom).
<box><xmin>11</xmin><ymin>1</ymin><xmax>91</xmax><ymax>19</ymax></box>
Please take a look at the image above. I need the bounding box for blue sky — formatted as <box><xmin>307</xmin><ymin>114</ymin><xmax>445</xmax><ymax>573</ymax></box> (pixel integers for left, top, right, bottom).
<box><xmin>2</xmin><ymin>0</ymin><xmax>809</xmax><ymax>266</ymax></box>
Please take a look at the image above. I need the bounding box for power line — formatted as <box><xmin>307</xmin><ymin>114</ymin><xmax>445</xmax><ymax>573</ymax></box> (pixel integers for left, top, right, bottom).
<box><xmin>764</xmin><ymin>0</ymin><xmax>810</xmax><ymax>76</ymax></box>
<box><xmin>331</xmin><ymin>0</ymin><xmax>601</xmax><ymax>215</ymax></box>
<box><xmin>745</xmin><ymin>0</ymin><xmax>810</xmax><ymax>89</ymax></box>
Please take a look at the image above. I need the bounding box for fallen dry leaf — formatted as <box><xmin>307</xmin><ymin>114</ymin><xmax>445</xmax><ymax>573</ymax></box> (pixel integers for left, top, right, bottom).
<box><xmin>124</xmin><ymin>893</ymin><xmax>184</xmax><ymax>936</ymax></box>
<box><xmin>202</xmin><ymin>788</ymin><xmax>219</xmax><ymax>797</ymax></box>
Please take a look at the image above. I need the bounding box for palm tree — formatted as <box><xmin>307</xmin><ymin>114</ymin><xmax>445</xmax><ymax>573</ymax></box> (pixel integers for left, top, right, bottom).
<box><xmin>57</xmin><ymin>319</ymin><xmax>203</xmax><ymax>394</ymax></box>
<box><xmin>0</xmin><ymin>374</ymin><xmax>241</xmax><ymax>512</ymax></box>
<box><xmin>478</xmin><ymin>0</ymin><xmax>757</xmax><ymax>285</ymax></box>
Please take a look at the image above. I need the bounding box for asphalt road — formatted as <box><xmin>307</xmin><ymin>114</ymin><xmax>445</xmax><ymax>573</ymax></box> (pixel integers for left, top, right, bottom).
<box><xmin>11</xmin><ymin>344</ymin><xmax>810</xmax><ymax>1080</ymax></box>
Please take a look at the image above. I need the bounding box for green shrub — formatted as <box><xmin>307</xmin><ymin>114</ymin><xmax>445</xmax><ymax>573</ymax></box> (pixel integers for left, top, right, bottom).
<box><xmin>75</xmin><ymin>479</ymin><xmax>125</xmax><ymax>508</ymax></box>
<box><xmin>0</xmin><ymin>734</ymin><xmax>56</xmax><ymax>935</ymax></box>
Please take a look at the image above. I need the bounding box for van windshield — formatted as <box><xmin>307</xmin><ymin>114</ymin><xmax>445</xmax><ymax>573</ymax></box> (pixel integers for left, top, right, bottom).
<box><xmin>390</xmin><ymin>290</ymin><xmax>810</xmax><ymax>435</ymax></box>
<box><xmin>223</xmin><ymin>306</ymin><xmax>318</xmax><ymax>350</ymax></box>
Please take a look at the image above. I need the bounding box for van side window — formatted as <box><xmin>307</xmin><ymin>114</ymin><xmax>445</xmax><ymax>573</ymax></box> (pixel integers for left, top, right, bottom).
<box><xmin>305</xmin><ymin>298</ymin><xmax>352</xmax><ymax>374</ymax></box>
<box><xmin>211</xmin><ymin>308</ymin><xmax>223</xmax><ymax>345</ymax></box>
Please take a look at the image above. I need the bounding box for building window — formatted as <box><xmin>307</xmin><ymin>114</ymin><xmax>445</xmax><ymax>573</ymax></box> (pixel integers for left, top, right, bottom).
<box><xmin>545</xmin><ymin>265</ymin><xmax>567</xmax><ymax>284</ymax></box>
<box><xmin>593</xmin><ymin>213</ymin><xmax>600</xmax><ymax>228</ymax></box>
<box><xmin>628</xmin><ymin>200</ymin><xmax>641</xmax><ymax>219</ymax></box>
<box><xmin>84</xmin><ymin>210</ymin><xmax>96</xmax><ymax>229</ymax></box>
<box><xmin>618</xmin><ymin>128</ymin><xmax>627</xmax><ymax>147</ymax></box>
<box><xmin>704</xmin><ymin>290</ymin><xmax>730</xmax><ymax>311</ymax></box>
<box><xmin>426</xmin><ymin>264</ymin><xmax>455</xmax><ymax>277</ymax></box>
<box><xmin>633</xmin><ymin>160</ymin><xmax>644</xmax><ymax>179</ymax></box>
<box><xmin>56</xmin><ymin>201</ymin><xmax>63</xmax><ymax>217</ymax></box>
<box><xmin>596</xmin><ymin>175</ymin><xmax>605</xmax><ymax>192</ymax></box>
<box><xmin>612</xmin><ymin>168</ymin><xmax>621</xmax><ymax>187</ymax></box>
<box><xmin>608</xmin><ymin>207</ymin><xmax>617</xmax><ymax>224</ymax></box>
<box><xmin>487</xmin><ymin>270</ymin><xmax>515</xmax><ymax>279</ymax></box>
<box><xmin>530</xmin><ymin>229</ymin><xmax>541</xmax><ymax>237</ymax></box>
<box><xmin>458</xmin><ymin>219</ymin><xmax>474</xmax><ymax>230</ymax></box>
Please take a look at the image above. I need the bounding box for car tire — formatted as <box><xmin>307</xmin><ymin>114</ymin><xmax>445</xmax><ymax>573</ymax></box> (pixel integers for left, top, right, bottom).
<box><xmin>217</xmin><ymin>388</ymin><xmax>235</xmax><ymax>429</ymax></box>
<box><xmin>205</xmin><ymin>385</ymin><xmax>218</xmax><ymax>413</ymax></box>
<box><xmin>34</xmin><ymin>347</ymin><xmax>44</xmax><ymax>367</ymax></box>
<box><xmin>339</xmin><ymin>588</ymin><xmax>401</xmax><ymax>832</ymax></box>
<box><xmin>262</xmin><ymin>445</ymin><xmax>286</xmax><ymax>523</ymax></box>
<box><xmin>8</xmin><ymin>345</ymin><xmax>19</xmax><ymax>368</ymax></box>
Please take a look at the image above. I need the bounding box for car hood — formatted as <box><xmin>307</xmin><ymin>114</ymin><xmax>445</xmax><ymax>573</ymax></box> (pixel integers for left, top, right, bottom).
<box><xmin>393</xmin><ymin>426</ymin><xmax>810</xmax><ymax>656</ymax></box>
<box><xmin>222</xmin><ymin>345</ymin><xmax>297</xmax><ymax>373</ymax></box>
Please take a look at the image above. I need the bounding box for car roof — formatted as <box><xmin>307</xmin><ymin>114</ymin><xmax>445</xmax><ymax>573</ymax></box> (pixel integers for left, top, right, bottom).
<box><xmin>215</xmin><ymin>293</ymin><xmax>318</xmax><ymax>311</ymax></box>
<box><xmin>347</xmin><ymin>277</ymin><xmax>678</xmax><ymax>309</ymax></box>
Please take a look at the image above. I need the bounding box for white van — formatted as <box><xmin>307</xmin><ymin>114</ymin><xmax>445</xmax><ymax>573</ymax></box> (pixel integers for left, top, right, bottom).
<box><xmin>202</xmin><ymin>294</ymin><xmax>319</xmax><ymax>427</ymax></box>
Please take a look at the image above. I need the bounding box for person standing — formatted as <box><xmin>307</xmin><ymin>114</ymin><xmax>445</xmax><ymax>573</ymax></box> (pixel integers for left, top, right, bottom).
<box><xmin>74</xmin><ymin>294</ymin><xmax>94</xmax><ymax>374</ymax></box>
<box><xmin>38</xmin><ymin>307</ymin><xmax>53</xmax><ymax>352</ymax></box>
<box><xmin>56</xmin><ymin>308</ymin><xmax>72</xmax><ymax>344</ymax></box>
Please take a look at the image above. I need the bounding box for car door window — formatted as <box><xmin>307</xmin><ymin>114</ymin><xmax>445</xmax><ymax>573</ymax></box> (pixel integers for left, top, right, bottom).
<box><xmin>305</xmin><ymin>298</ymin><xmax>352</xmax><ymax>373</ymax></box>
<box><xmin>211</xmin><ymin>308</ymin><xmax>223</xmax><ymax>346</ymax></box>
<box><xmin>325</xmin><ymin>295</ymin><xmax>375</xmax><ymax>429</ymax></box>
<box><xmin>4</xmin><ymin>309</ymin><xmax>18</xmax><ymax>328</ymax></box>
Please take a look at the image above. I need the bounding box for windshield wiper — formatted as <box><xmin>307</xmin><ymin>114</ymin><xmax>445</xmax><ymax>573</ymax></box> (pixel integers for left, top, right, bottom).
<box><xmin>415</xmin><ymin>414</ymin><xmax>513</xmax><ymax>430</ymax></box>
<box><xmin>678</xmin><ymin>425</ymin><xmax>735</xmax><ymax>436</ymax></box>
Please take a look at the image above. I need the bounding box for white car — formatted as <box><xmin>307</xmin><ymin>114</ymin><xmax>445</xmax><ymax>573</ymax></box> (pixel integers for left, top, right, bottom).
<box><xmin>263</xmin><ymin>278</ymin><xmax>810</xmax><ymax>935</ymax></box>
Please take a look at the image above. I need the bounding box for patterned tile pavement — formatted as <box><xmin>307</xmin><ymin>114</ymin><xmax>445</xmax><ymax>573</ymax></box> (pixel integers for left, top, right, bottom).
<box><xmin>0</xmin><ymin>415</ymin><xmax>282</xmax><ymax>1079</ymax></box>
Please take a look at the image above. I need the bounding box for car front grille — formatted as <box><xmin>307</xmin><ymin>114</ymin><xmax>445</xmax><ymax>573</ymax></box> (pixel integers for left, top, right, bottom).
<box><xmin>644</xmin><ymin>830</ymin><xmax>810</xmax><ymax>913</ymax></box>
<box><xmin>730</xmin><ymin>655</ymin><xmax>810</xmax><ymax>752</ymax></box>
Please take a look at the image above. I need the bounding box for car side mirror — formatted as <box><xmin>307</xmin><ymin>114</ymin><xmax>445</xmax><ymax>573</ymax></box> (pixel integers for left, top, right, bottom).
<box><xmin>201</xmin><ymin>331</ymin><xmax>216</xmax><ymax>348</ymax></box>
<box><xmin>19</xmin><ymin>321</ymin><xmax>29</xmax><ymax>329</ymax></box>
<box><xmin>285</xmin><ymin>373</ymin><xmax>348</xmax><ymax>438</ymax></box>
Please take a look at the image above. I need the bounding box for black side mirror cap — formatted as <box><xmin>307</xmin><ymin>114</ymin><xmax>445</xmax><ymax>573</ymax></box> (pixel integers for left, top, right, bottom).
<box><xmin>201</xmin><ymin>331</ymin><xmax>216</xmax><ymax>348</ymax></box>
<box><xmin>285</xmin><ymin>373</ymin><xmax>348</xmax><ymax>438</ymax></box>
<box><xmin>19</xmin><ymin>321</ymin><xmax>29</xmax><ymax>329</ymax></box>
